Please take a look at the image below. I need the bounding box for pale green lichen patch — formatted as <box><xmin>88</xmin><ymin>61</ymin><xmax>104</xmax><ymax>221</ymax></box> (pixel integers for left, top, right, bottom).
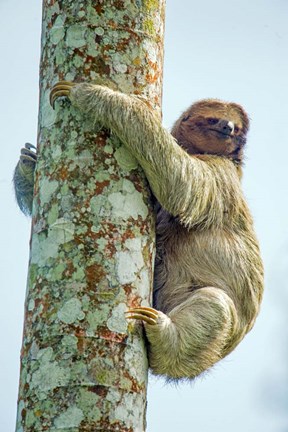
<box><xmin>50</xmin><ymin>16</ymin><xmax>65</xmax><ymax>45</ymax></box>
<box><xmin>77</xmin><ymin>389</ymin><xmax>101</xmax><ymax>422</ymax></box>
<box><xmin>28</xmin><ymin>298</ymin><xmax>35</xmax><ymax>311</ymax></box>
<box><xmin>39</xmin><ymin>177</ymin><xmax>58</xmax><ymax>205</ymax></box>
<box><xmin>135</xmin><ymin>267</ymin><xmax>151</xmax><ymax>298</ymax></box>
<box><xmin>90</xmin><ymin>195</ymin><xmax>110</xmax><ymax>224</ymax></box>
<box><xmin>85</xmin><ymin>4</ymin><xmax>101</xmax><ymax>25</ymax></box>
<box><xmin>78</xmin><ymin>10</ymin><xmax>86</xmax><ymax>18</ymax></box>
<box><xmin>50</xmin><ymin>218</ymin><xmax>75</xmax><ymax>241</ymax></box>
<box><xmin>31</xmin><ymin>350</ymin><xmax>70</xmax><ymax>396</ymax></box>
<box><xmin>107</xmin><ymin>302</ymin><xmax>127</xmax><ymax>333</ymax></box>
<box><xmin>93</xmin><ymin>364</ymin><xmax>118</xmax><ymax>386</ymax></box>
<box><xmin>124</xmin><ymin>335</ymin><xmax>148</xmax><ymax>382</ymax></box>
<box><xmin>122</xmin><ymin>178</ymin><xmax>138</xmax><ymax>193</ymax></box>
<box><xmin>47</xmin><ymin>203</ymin><xmax>59</xmax><ymax>226</ymax></box>
<box><xmin>69</xmin><ymin>149</ymin><xmax>94</xmax><ymax>170</ymax></box>
<box><xmin>49</xmin><ymin>262</ymin><xmax>66</xmax><ymax>281</ymax></box>
<box><xmin>72</xmin><ymin>266</ymin><xmax>86</xmax><ymax>281</ymax></box>
<box><xmin>116</xmin><ymin>238</ymin><xmax>145</xmax><ymax>284</ymax></box>
<box><xmin>54</xmin><ymin>406</ymin><xmax>84</xmax><ymax>429</ymax></box>
<box><xmin>61</xmin><ymin>335</ymin><xmax>78</xmax><ymax>355</ymax></box>
<box><xmin>108</xmin><ymin>179</ymin><xmax>149</xmax><ymax>220</ymax></box>
<box><xmin>40</xmin><ymin>91</ymin><xmax>56</xmax><ymax>128</ymax></box>
<box><xmin>114</xmin><ymin>146</ymin><xmax>138</xmax><ymax>171</ymax></box>
<box><xmin>95</xmin><ymin>27</ymin><xmax>105</xmax><ymax>36</ymax></box>
<box><xmin>113</xmin><ymin>60</ymin><xmax>128</xmax><ymax>74</ymax></box>
<box><xmin>25</xmin><ymin>411</ymin><xmax>37</xmax><ymax>428</ymax></box>
<box><xmin>45</xmin><ymin>2</ymin><xmax>60</xmax><ymax>23</ymax></box>
<box><xmin>81</xmin><ymin>294</ymin><xmax>90</xmax><ymax>312</ymax></box>
<box><xmin>104</xmin><ymin>143</ymin><xmax>114</xmax><ymax>154</ymax></box>
<box><xmin>31</xmin><ymin>233</ymin><xmax>58</xmax><ymax>266</ymax></box>
<box><xmin>86</xmin><ymin>303</ymin><xmax>110</xmax><ymax>333</ymax></box>
<box><xmin>95</xmin><ymin>237</ymin><xmax>108</xmax><ymax>253</ymax></box>
<box><xmin>55</xmin><ymin>42</ymin><xmax>66</xmax><ymax>66</ymax></box>
<box><xmin>66</xmin><ymin>24</ymin><xmax>87</xmax><ymax>48</ymax></box>
<box><xmin>73</xmin><ymin>54</ymin><xmax>84</xmax><ymax>68</ymax></box>
<box><xmin>30</xmin><ymin>340</ymin><xmax>40</xmax><ymax>359</ymax></box>
<box><xmin>59</xmin><ymin>193</ymin><xmax>74</xmax><ymax>213</ymax></box>
<box><xmin>58</xmin><ymin>298</ymin><xmax>85</xmax><ymax>324</ymax></box>
<box><xmin>110</xmin><ymin>392</ymin><xmax>144</xmax><ymax>428</ymax></box>
<box><xmin>31</xmin><ymin>219</ymin><xmax>75</xmax><ymax>266</ymax></box>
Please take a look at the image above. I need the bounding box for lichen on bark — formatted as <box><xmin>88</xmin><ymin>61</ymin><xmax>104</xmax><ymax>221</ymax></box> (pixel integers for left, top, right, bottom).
<box><xmin>16</xmin><ymin>0</ymin><xmax>165</xmax><ymax>431</ymax></box>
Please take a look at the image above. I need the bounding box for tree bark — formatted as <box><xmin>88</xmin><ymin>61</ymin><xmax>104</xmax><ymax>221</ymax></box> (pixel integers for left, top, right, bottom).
<box><xmin>16</xmin><ymin>1</ymin><xmax>165</xmax><ymax>431</ymax></box>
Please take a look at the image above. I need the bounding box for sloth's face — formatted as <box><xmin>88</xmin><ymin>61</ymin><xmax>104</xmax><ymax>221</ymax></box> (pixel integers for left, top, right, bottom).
<box><xmin>173</xmin><ymin>100</ymin><xmax>249</xmax><ymax>161</ymax></box>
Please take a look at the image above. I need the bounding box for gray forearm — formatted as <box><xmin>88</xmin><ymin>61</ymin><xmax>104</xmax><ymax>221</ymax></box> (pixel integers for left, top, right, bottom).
<box><xmin>13</xmin><ymin>161</ymin><xmax>35</xmax><ymax>216</ymax></box>
<box><xmin>13</xmin><ymin>144</ymin><xmax>37</xmax><ymax>216</ymax></box>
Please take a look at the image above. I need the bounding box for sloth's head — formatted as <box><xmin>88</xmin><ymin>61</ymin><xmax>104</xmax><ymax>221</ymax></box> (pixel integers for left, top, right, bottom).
<box><xmin>171</xmin><ymin>99</ymin><xmax>250</xmax><ymax>164</ymax></box>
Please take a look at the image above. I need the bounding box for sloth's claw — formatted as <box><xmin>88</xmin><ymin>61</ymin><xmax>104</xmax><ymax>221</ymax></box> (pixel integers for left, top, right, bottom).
<box><xmin>50</xmin><ymin>81</ymin><xmax>76</xmax><ymax>108</ymax></box>
<box><xmin>125</xmin><ymin>307</ymin><xmax>159</xmax><ymax>325</ymax></box>
<box><xmin>19</xmin><ymin>143</ymin><xmax>37</xmax><ymax>165</ymax></box>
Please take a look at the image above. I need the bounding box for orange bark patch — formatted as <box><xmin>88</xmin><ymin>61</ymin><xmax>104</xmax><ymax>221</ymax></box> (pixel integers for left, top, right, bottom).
<box><xmin>105</xmin><ymin>242</ymin><xmax>116</xmax><ymax>258</ymax></box>
<box><xmin>95</xmin><ymin>180</ymin><xmax>110</xmax><ymax>194</ymax></box>
<box><xmin>57</xmin><ymin>166</ymin><xmax>69</xmax><ymax>180</ymax></box>
<box><xmin>86</xmin><ymin>263</ymin><xmax>106</xmax><ymax>288</ymax></box>
<box><xmin>94</xmin><ymin>4</ymin><xmax>104</xmax><ymax>15</ymax></box>
<box><xmin>98</xmin><ymin>327</ymin><xmax>128</xmax><ymax>344</ymax></box>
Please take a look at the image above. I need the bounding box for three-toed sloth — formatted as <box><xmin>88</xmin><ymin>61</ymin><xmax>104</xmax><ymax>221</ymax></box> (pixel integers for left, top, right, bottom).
<box><xmin>14</xmin><ymin>82</ymin><xmax>264</xmax><ymax>381</ymax></box>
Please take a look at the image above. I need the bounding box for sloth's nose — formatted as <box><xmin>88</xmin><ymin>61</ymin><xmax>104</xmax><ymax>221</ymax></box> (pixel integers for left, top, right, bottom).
<box><xmin>220</xmin><ymin>120</ymin><xmax>234</xmax><ymax>135</ymax></box>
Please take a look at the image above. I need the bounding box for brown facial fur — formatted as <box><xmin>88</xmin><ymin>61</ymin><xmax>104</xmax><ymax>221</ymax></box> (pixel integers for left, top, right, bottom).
<box><xmin>171</xmin><ymin>99</ymin><xmax>249</xmax><ymax>163</ymax></box>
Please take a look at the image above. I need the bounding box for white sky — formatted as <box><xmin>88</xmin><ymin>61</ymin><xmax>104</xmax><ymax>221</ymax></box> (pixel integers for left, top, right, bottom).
<box><xmin>1</xmin><ymin>0</ymin><xmax>288</xmax><ymax>431</ymax></box>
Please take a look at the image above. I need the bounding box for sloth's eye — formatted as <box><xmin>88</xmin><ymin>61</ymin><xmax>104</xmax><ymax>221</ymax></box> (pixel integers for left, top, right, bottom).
<box><xmin>207</xmin><ymin>118</ymin><xmax>218</xmax><ymax>125</ymax></box>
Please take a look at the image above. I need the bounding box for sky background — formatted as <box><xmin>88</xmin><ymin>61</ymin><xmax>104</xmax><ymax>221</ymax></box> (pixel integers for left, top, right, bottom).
<box><xmin>1</xmin><ymin>0</ymin><xmax>288</xmax><ymax>431</ymax></box>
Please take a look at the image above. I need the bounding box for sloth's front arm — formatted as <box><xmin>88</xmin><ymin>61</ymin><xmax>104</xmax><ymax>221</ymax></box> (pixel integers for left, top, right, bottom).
<box><xmin>51</xmin><ymin>82</ymin><xmax>242</xmax><ymax>229</ymax></box>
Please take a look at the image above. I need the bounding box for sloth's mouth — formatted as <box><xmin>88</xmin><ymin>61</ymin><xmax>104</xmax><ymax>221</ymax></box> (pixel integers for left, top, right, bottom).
<box><xmin>209</xmin><ymin>128</ymin><xmax>233</xmax><ymax>137</ymax></box>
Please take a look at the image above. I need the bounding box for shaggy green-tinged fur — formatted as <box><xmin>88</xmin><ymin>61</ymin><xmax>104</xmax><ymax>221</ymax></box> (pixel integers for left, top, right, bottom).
<box><xmin>14</xmin><ymin>83</ymin><xmax>264</xmax><ymax>380</ymax></box>
<box><xmin>13</xmin><ymin>157</ymin><xmax>35</xmax><ymax>216</ymax></box>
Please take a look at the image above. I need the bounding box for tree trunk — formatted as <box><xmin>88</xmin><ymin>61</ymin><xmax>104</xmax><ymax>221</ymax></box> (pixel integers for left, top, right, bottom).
<box><xmin>16</xmin><ymin>1</ymin><xmax>165</xmax><ymax>431</ymax></box>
